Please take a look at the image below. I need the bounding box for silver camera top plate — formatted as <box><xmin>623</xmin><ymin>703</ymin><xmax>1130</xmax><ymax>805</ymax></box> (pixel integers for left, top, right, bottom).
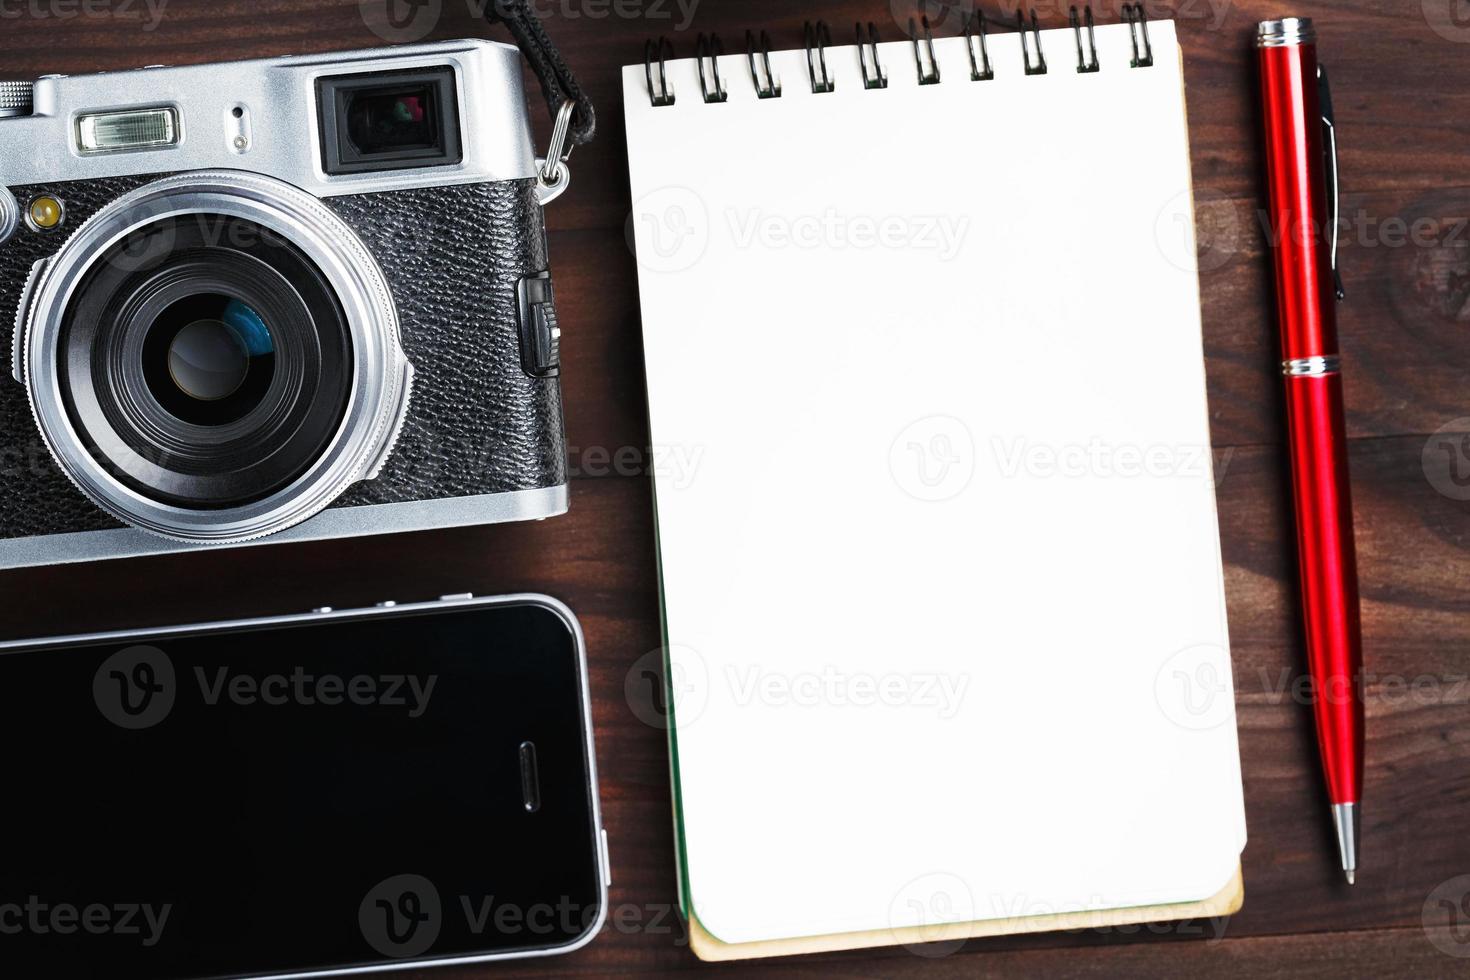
<box><xmin>0</xmin><ymin>39</ymin><xmax>537</xmax><ymax>198</ymax></box>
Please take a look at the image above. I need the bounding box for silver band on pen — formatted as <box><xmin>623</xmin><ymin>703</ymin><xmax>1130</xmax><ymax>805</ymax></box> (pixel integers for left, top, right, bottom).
<box><xmin>1282</xmin><ymin>355</ymin><xmax>1341</xmax><ymax>377</ymax></box>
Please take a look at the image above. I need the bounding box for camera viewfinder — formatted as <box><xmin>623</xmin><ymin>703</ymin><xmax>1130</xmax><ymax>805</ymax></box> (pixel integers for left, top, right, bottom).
<box><xmin>317</xmin><ymin>67</ymin><xmax>462</xmax><ymax>176</ymax></box>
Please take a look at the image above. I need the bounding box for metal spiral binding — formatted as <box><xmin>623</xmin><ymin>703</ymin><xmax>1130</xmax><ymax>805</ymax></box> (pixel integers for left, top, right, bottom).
<box><xmin>965</xmin><ymin>10</ymin><xmax>994</xmax><ymax>81</ymax></box>
<box><xmin>746</xmin><ymin>30</ymin><xmax>782</xmax><ymax>99</ymax></box>
<box><xmin>857</xmin><ymin>22</ymin><xmax>888</xmax><ymax>90</ymax></box>
<box><xmin>1124</xmin><ymin>3</ymin><xmax>1154</xmax><ymax>67</ymax></box>
<box><xmin>1071</xmin><ymin>7</ymin><xmax>1100</xmax><ymax>73</ymax></box>
<box><xmin>696</xmin><ymin>33</ymin><xmax>728</xmax><ymax>103</ymax></box>
<box><xmin>910</xmin><ymin>15</ymin><xmax>941</xmax><ymax>85</ymax></box>
<box><xmin>641</xmin><ymin>5</ymin><xmax>1156</xmax><ymax>107</ymax></box>
<box><xmin>805</xmin><ymin>20</ymin><xmax>836</xmax><ymax>93</ymax></box>
<box><xmin>645</xmin><ymin>37</ymin><xmax>675</xmax><ymax>106</ymax></box>
<box><xmin>1018</xmin><ymin>9</ymin><xmax>1047</xmax><ymax>75</ymax></box>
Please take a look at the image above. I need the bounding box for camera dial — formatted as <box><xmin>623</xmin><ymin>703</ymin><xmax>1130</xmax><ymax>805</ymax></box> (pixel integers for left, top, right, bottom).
<box><xmin>0</xmin><ymin>81</ymin><xmax>33</xmax><ymax>118</ymax></box>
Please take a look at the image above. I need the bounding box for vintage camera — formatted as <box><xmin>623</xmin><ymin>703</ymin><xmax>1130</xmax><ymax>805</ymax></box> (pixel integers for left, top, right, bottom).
<box><xmin>0</xmin><ymin>40</ymin><xmax>570</xmax><ymax>569</ymax></box>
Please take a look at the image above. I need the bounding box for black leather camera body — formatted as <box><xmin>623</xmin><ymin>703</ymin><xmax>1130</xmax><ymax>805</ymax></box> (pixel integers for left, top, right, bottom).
<box><xmin>0</xmin><ymin>40</ymin><xmax>569</xmax><ymax>568</ymax></box>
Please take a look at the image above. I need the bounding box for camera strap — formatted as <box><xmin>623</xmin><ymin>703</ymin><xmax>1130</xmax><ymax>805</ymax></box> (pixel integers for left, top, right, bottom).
<box><xmin>482</xmin><ymin>1</ymin><xmax>595</xmax><ymax>202</ymax></box>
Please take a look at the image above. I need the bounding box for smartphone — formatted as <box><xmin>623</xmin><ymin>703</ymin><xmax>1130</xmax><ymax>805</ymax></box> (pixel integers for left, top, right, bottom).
<box><xmin>0</xmin><ymin>594</ymin><xmax>609</xmax><ymax>979</ymax></box>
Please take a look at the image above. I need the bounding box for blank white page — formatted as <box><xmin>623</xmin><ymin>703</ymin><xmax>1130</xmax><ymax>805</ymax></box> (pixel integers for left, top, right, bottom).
<box><xmin>624</xmin><ymin>20</ymin><xmax>1247</xmax><ymax>945</ymax></box>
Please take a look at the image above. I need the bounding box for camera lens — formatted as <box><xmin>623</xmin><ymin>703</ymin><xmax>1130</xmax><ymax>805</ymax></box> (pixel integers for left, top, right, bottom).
<box><xmin>142</xmin><ymin>295</ymin><xmax>275</xmax><ymax>424</ymax></box>
<box><xmin>24</xmin><ymin>171</ymin><xmax>413</xmax><ymax>543</ymax></box>
<box><xmin>169</xmin><ymin>312</ymin><xmax>254</xmax><ymax>401</ymax></box>
<box><xmin>57</xmin><ymin>213</ymin><xmax>354</xmax><ymax>510</ymax></box>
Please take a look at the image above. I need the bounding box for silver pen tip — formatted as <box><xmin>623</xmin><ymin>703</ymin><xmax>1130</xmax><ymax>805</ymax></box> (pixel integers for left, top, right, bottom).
<box><xmin>1332</xmin><ymin>802</ymin><xmax>1359</xmax><ymax>887</ymax></box>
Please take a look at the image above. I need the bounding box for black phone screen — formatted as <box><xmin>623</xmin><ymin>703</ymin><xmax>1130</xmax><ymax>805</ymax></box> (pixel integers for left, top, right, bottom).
<box><xmin>0</xmin><ymin>598</ymin><xmax>603</xmax><ymax>979</ymax></box>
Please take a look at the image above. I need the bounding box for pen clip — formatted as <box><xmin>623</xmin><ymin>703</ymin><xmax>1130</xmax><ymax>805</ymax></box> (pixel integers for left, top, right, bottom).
<box><xmin>1318</xmin><ymin>64</ymin><xmax>1345</xmax><ymax>302</ymax></box>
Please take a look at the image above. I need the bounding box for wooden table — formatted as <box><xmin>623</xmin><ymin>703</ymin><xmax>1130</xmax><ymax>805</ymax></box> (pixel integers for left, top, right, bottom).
<box><xmin>2</xmin><ymin>1</ymin><xmax>1467</xmax><ymax>976</ymax></box>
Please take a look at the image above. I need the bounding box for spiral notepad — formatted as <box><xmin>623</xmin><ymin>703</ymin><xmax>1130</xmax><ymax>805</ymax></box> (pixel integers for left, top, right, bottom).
<box><xmin>624</xmin><ymin>8</ymin><xmax>1247</xmax><ymax>960</ymax></box>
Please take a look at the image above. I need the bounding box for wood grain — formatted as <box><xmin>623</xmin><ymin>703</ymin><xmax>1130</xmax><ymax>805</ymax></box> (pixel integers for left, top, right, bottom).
<box><xmin>3</xmin><ymin>0</ymin><xmax>1470</xmax><ymax>976</ymax></box>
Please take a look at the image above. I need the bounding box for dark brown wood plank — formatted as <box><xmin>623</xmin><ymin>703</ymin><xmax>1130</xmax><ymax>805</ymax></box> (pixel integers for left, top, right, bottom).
<box><xmin>3</xmin><ymin>0</ymin><xmax>1470</xmax><ymax>976</ymax></box>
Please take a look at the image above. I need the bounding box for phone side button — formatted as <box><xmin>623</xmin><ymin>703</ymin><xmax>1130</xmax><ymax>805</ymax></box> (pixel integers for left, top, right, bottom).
<box><xmin>600</xmin><ymin>829</ymin><xmax>612</xmax><ymax>888</ymax></box>
<box><xmin>439</xmin><ymin>593</ymin><xmax>474</xmax><ymax>602</ymax></box>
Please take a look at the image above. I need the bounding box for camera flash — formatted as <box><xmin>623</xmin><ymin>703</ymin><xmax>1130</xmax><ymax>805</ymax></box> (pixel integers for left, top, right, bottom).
<box><xmin>76</xmin><ymin>107</ymin><xmax>179</xmax><ymax>154</ymax></box>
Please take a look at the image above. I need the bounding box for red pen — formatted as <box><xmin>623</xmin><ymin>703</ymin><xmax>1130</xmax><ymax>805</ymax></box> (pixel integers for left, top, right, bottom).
<box><xmin>1256</xmin><ymin>17</ymin><xmax>1364</xmax><ymax>884</ymax></box>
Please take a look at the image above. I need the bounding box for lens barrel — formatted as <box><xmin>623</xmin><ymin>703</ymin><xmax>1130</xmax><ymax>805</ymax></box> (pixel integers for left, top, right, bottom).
<box><xmin>59</xmin><ymin>215</ymin><xmax>354</xmax><ymax>509</ymax></box>
<box><xmin>18</xmin><ymin>172</ymin><xmax>412</xmax><ymax>543</ymax></box>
